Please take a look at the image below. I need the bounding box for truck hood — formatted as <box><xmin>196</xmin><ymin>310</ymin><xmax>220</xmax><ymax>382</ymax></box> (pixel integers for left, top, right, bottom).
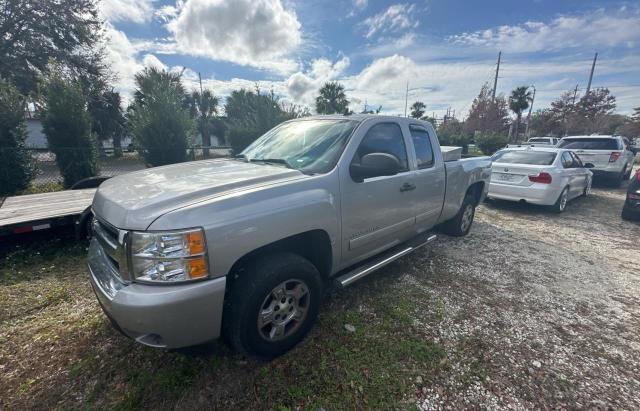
<box><xmin>92</xmin><ymin>159</ymin><xmax>305</xmax><ymax>230</ymax></box>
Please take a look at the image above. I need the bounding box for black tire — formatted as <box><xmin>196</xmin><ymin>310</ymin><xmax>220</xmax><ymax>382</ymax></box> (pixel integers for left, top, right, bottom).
<box><xmin>623</xmin><ymin>164</ymin><xmax>631</xmax><ymax>181</ymax></box>
<box><xmin>223</xmin><ymin>253</ymin><xmax>323</xmax><ymax>360</ymax></box>
<box><xmin>622</xmin><ymin>206</ymin><xmax>638</xmax><ymax>221</ymax></box>
<box><xmin>550</xmin><ymin>187</ymin><xmax>569</xmax><ymax>213</ymax></box>
<box><xmin>440</xmin><ymin>194</ymin><xmax>476</xmax><ymax>236</ymax></box>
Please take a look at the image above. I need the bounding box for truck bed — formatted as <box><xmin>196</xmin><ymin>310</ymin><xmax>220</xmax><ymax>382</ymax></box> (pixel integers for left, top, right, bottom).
<box><xmin>0</xmin><ymin>189</ymin><xmax>96</xmax><ymax>234</ymax></box>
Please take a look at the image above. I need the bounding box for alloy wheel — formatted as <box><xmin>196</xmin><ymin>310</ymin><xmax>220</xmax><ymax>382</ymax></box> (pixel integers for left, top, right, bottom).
<box><xmin>257</xmin><ymin>279</ymin><xmax>310</xmax><ymax>342</ymax></box>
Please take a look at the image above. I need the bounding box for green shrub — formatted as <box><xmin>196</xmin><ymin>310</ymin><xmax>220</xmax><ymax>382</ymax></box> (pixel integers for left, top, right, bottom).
<box><xmin>128</xmin><ymin>68</ymin><xmax>193</xmax><ymax>167</ymax></box>
<box><xmin>475</xmin><ymin>132</ymin><xmax>508</xmax><ymax>155</ymax></box>
<box><xmin>0</xmin><ymin>79</ymin><xmax>36</xmax><ymax>196</ymax></box>
<box><xmin>41</xmin><ymin>74</ymin><xmax>98</xmax><ymax>188</ymax></box>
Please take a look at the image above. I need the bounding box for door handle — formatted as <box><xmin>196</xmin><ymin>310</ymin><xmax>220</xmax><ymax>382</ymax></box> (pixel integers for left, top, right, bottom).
<box><xmin>400</xmin><ymin>182</ymin><xmax>416</xmax><ymax>192</ymax></box>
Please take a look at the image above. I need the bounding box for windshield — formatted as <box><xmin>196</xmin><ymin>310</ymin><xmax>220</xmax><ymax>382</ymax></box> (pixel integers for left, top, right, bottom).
<box><xmin>492</xmin><ymin>150</ymin><xmax>557</xmax><ymax>165</ymax></box>
<box><xmin>241</xmin><ymin>119</ymin><xmax>359</xmax><ymax>174</ymax></box>
<box><xmin>557</xmin><ymin>138</ymin><xmax>620</xmax><ymax>150</ymax></box>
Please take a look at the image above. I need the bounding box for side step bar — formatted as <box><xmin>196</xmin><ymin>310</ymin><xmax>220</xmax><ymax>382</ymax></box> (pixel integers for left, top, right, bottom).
<box><xmin>335</xmin><ymin>232</ymin><xmax>437</xmax><ymax>288</ymax></box>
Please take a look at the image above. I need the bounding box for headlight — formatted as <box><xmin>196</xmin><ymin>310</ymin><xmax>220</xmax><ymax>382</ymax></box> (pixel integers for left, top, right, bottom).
<box><xmin>130</xmin><ymin>228</ymin><xmax>208</xmax><ymax>283</ymax></box>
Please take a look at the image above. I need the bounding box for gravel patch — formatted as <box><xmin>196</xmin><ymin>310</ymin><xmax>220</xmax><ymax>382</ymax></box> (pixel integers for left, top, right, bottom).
<box><xmin>402</xmin><ymin>182</ymin><xmax>640</xmax><ymax>409</ymax></box>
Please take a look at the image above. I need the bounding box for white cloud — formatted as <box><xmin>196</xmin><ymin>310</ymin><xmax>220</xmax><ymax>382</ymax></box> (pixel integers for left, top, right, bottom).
<box><xmin>449</xmin><ymin>8</ymin><xmax>640</xmax><ymax>52</ymax></box>
<box><xmin>166</xmin><ymin>0</ymin><xmax>302</xmax><ymax>74</ymax></box>
<box><xmin>100</xmin><ymin>0</ymin><xmax>155</xmax><ymax>23</ymax></box>
<box><xmin>154</xmin><ymin>4</ymin><xmax>179</xmax><ymax>22</ymax></box>
<box><xmin>361</xmin><ymin>3</ymin><xmax>418</xmax><ymax>39</ymax></box>
<box><xmin>285</xmin><ymin>57</ymin><xmax>351</xmax><ymax>108</ymax></box>
<box><xmin>103</xmin><ymin>24</ymin><xmax>171</xmax><ymax>100</ymax></box>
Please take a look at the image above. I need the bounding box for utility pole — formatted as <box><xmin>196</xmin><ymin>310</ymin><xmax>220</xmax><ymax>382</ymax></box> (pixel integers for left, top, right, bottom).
<box><xmin>492</xmin><ymin>51</ymin><xmax>501</xmax><ymax>102</ymax></box>
<box><xmin>586</xmin><ymin>52</ymin><xmax>598</xmax><ymax>95</ymax></box>
<box><xmin>198</xmin><ymin>72</ymin><xmax>208</xmax><ymax>158</ymax></box>
<box><xmin>525</xmin><ymin>85</ymin><xmax>536</xmax><ymax>138</ymax></box>
<box><xmin>404</xmin><ymin>81</ymin><xmax>409</xmax><ymax>117</ymax></box>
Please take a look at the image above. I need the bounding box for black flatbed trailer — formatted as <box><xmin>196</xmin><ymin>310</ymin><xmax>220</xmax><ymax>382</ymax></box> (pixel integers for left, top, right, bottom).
<box><xmin>0</xmin><ymin>189</ymin><xmax>96</xmax><ymax>238</ymax></box>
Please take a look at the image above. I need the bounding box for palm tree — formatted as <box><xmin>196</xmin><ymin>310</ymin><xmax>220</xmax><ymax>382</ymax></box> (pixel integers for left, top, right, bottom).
<box><xmin>186</xmin><ymin>89</ymin><xmax>219</xmax><ymax>157</ymax></box>
<box><xmin>410</xmin><ymin>101</ymin><xmax>426</xmax><ymax>119</ymax></box>
<box><xmin>509</xmin><ymin>86</ymin><xmax>533</xmax><ymax>142</ymax></box>
<box><xmin>315</xmin><ymin>82</ymin><xmax>350</xmax><ymax>114</ymax></box>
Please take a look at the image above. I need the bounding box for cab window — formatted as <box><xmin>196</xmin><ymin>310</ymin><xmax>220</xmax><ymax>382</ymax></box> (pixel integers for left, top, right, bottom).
<box><xmin>409</xmin><ymin>125</ymin><xmax>434</xmax><ymax>169</ymax></box>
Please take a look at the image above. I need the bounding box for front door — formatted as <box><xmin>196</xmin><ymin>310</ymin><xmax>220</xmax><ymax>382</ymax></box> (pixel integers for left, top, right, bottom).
<box><xmin>340</xmin><ymin>121</ymin><xmax>417</xmax><ymax>267</ymax></box>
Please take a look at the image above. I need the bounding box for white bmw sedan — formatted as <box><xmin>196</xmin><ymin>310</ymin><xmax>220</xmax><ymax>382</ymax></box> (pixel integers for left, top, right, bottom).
<box><xmin>488</xmin><ymin>147</ymin><xmax>593</xmax><ymax>212</ymax></box>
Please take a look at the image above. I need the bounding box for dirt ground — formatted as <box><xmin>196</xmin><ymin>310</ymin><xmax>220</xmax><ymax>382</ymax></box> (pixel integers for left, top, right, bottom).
<box><xmin>1</xmin><ymin>177</ymin><xmax>638</xmax><ymax>410</ymax></box>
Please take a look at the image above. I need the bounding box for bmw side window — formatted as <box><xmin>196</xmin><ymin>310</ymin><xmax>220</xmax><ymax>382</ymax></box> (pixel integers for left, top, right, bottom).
<box><xmin>356</xmin><ymin>123</ymin><xmax>409</xmax><ymax>171</ymax></box>
<box><xmin>570</xmin><ymin>152</ymin><xmax>583</xmax><ymax>168</ymax></box>
<box><xmin>409</xmin><ymin>125</ymin><xmax>434</xmax><ymax>169</ymax></box>
<box><xmin>561</xmin><ymin>152</ymin><xmax>573</xmax><ymax>168</ymax></box>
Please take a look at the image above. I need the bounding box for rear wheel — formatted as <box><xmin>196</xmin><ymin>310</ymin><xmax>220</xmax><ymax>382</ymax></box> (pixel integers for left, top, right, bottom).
<box><xmin>623</xmin><ymin>164</ymin><xmax>632</xmax><ymax>180</ymax></box>
<box><xmin>440</xmin><ymin>194</ymin><xmax>476</xmax><ymax>236</ymax></box>
<box><xmin>551</xmin><ymin>187</ymin><xmax>569</xmax><ymax>213</ymax></box>
<box><xmin>223</xmin><ymin>253</ymin><xmax>323</xmax><ymax>359</ymax></box>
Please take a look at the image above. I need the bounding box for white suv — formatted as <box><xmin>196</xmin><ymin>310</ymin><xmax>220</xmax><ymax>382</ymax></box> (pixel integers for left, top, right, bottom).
<box><xmin>557</xmin><ymin>135</ymin><xmax>635</xmax><ymax>185</ymax></box>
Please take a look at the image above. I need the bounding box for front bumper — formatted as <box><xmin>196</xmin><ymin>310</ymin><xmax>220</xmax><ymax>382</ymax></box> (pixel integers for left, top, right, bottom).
<box><xmin>487</xmin><ymin>182</ymin><xmax>562</xmax><ymax>206</ymax></box>
<box><xmin>88</xmin><ymin>239</ymin><xmax>226</xmax><ymax>348</ymax></box>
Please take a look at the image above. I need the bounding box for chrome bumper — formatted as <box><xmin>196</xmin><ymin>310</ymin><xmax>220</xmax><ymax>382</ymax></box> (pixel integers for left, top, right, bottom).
<box><xmin>88</xmin><ymin>239</ymin><xmax>226</xmax><ymax>348</ymax></box>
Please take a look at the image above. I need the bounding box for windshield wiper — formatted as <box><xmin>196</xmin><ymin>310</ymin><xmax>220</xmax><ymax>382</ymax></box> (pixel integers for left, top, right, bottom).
<box><xmin>250</xmin><ymin>158</ymin><xmax>293</xmax><ymax>169</ymax></box>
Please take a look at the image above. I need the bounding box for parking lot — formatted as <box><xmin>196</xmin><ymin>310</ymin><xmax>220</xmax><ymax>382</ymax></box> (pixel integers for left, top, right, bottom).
<box><xmin>1</xmin><ymin>179</ymin><xmax>638</xmax><ymax>410</ymax></box>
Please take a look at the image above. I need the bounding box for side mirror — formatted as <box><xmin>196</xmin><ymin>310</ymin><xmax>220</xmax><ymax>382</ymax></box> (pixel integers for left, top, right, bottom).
<box><xmin>583</xmin><ymin>162</ymin><xmax>595</xmax><ymax>169</ymax></box>
<box><xmin>350</xmin><ymin>152</ymin><xmax>401</xmax><ymax>182</ymax></box>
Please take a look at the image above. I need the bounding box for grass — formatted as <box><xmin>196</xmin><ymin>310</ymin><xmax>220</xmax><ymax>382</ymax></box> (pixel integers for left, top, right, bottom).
<box><xmin>18</xmin><ymin>181</ymin><xmax>65</xmax><ymax>195</ymax></box>
<box><xmin>0</xmin><ymin>236</ymin><xmax>454</xmax><ymax>410</ymax></box>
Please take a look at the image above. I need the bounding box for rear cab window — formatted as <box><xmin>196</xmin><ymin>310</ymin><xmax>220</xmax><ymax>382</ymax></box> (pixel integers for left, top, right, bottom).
<box><xmin>408</xmin><ymin>125</ymin><xmax>434</xmax><ymax>169</ymax></box>
<box><xmin>492</xmin><ymin>150</ymin><xmax>557</xmax><ymax>165</ymax></box>
<box><xmin>558</xmin><ymin>138</ymin><xmax>621</xmax><ymax>150</ymax></box>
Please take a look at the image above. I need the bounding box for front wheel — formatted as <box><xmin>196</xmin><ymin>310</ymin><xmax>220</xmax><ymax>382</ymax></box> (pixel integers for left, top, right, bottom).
<box><xmin>440</xmin><ymin>194</ymin><xmax>476</xmax><ymax>236</ymax></box>
<box><xmin>223</xmin><ymin>253</ymin><xmax>323</xmax><ymax>359</ymax></box>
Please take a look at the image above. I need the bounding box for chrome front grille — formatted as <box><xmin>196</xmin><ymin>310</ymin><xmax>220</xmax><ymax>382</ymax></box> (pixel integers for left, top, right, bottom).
<box><xmin>92</xmin><ymin>216</ymin><xmax>131</xmax><ymax>282</ymax></box>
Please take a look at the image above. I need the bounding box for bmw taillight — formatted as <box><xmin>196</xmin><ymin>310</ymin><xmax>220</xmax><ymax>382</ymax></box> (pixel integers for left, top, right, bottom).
<box><xmin>609</xmin><ymin>152</ymin><xmax>621</xmax><ymax>162</ymax></box>
<box><xmin>529</xmin><ymin>172</ymin><xmax>552</xmax><ymax>184</ymax></box>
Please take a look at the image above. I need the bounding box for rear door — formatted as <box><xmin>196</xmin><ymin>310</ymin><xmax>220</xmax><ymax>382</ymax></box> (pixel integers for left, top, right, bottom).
<box><xmin>569</xmin><ymin>151</ymin><xmax>590</xmax><ymax>195</ymax></box>
<box><xmin>407</xmin><ymin>124</ymin><xmax>446</xmax><ymax>230</ymax></box>
<box><xmin>560</xmin><ymin>151</ymin><xmax>582</xmax><ymax>198</ymax></box>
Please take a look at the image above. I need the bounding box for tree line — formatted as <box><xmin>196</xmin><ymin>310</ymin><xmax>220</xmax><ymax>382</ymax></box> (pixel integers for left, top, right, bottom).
<box><xmin>408</xmin><ymin>83</ymin><xmax>640</xmax><ymax>155</ymax></box>
<box><xmin>1</xmin><ymin>0</ymin><xmax>639</xmax><ymax>196</ymax></box>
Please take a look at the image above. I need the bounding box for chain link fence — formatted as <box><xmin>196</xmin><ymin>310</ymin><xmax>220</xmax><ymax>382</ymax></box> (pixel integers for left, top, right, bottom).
<box><xmin>6</xmin><ymin>146</ymin><xmax>232</xmax><ymax>195</ymax></box>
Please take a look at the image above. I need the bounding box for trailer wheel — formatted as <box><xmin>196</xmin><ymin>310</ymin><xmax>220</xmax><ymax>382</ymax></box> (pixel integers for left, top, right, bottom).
<box><xmin>75</xmin><ymin>206</ymin><xmax>94</xmax><ymax>241</ymax></box>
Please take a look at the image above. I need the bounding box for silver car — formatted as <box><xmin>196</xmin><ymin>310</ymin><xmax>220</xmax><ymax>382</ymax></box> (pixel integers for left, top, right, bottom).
<box><xmin>557</xmin><ymin>135</ymin><xmax>635</xmax><ymax>185</ymax></box>
<box><xmin>488</xmin><ymin>147</ymin><xmax>593</xmax><ymax>212</ymax></box>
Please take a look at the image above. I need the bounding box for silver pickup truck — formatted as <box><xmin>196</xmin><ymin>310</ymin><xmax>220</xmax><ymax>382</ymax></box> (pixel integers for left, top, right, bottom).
<box><xmin>88</xmin><ymin>115</ymin><xmax>491</xmax><ymax>358</ymax></box>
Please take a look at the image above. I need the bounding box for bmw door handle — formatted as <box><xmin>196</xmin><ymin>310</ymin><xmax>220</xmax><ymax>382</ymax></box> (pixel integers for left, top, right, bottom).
<box><xmin>400</xmin><ymin>182</ymin><xmax>416</xmax><ymax>192</ymax></box>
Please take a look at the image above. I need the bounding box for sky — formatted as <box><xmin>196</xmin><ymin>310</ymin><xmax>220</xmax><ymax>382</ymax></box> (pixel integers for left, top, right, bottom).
<box><xmin>100</xmin><ymin>0</ymin><xmax>640</xmax><ymax>117</ymax></box>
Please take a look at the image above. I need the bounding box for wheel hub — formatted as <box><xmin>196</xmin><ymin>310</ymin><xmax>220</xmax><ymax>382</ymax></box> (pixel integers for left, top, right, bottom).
<box><xmin>257</xmin><ymin>279</ymin><xmax>310</xmax><ymax>342</ymax></box>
